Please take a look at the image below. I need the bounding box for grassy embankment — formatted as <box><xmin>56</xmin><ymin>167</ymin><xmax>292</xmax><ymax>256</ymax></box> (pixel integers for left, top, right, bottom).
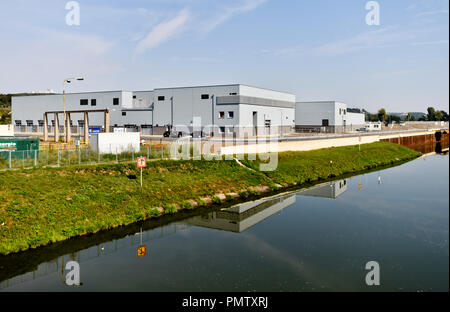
<box><xmin>0</xmin><ymin>142</ymin><xmax>420</xmax><ymax>255</ymax></box>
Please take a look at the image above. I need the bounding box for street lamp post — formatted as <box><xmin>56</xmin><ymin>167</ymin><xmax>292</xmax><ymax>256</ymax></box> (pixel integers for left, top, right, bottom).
<box><xmin>63</xmin><ymin>77</ymin><xmax>84</xmax><ymax>143</ymax></box>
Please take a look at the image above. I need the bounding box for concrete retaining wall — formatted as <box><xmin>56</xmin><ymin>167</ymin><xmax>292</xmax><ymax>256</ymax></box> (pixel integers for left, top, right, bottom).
<box><xmin>219</xmin><ymin>130</ymin><xmax>442</xmax><ymax>155</ymax></box>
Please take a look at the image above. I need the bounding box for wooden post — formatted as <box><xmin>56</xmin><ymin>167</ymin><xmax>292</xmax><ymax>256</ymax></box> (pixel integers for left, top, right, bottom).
<box><xmin>84</xmin><ymin>112</ymin><xmax>89</xmax><ymax>145</ymax></box>
<box><xmin>104</xmin><ymin>109</ymin><xmax>110</xmax><ymax>133</ymax></box>
<box><xmin>43</xmin><ymin>113</ymin><xmax>48</xmax><ymax>142</ymax></box>
<box><xmin>54</xmin><ymin>113</ymin><xmax>59</xmax><ymax>143</ymax></box>
<box><xmin>66</xmin><ymin>113</ymin><xmax>72</xmax><ymax>143</ymax></box>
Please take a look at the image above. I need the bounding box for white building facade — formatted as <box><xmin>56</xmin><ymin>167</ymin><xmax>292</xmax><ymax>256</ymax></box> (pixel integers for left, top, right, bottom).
<box><xmin>12</xmin><ymin>84</ymin><xmax>295</xmax><ymax>137</ymax></box>
<box><xmin>295</xmin><ymin>101</ymin><xmax>365</xmax><ymax>133</ymax></box>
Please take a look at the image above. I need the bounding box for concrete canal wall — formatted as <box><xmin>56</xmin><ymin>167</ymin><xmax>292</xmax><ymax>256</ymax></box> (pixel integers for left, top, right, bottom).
<box><xmin>219</xmin><ymin>129</ymin><xmax>449</xmax><ymax>155</ymax></box>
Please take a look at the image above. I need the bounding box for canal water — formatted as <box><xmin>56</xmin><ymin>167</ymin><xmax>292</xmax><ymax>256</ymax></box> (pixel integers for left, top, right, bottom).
<box><xmin>0</xmin><ymin>150</ymin><xmax>448</xmax><ymax>292</ymax></box>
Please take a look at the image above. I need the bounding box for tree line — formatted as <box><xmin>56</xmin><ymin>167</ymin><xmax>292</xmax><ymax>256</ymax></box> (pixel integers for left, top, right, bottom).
<box><xmin>366</xmin><ymin>107</ymin><xmax>449</xmax><ymax>123</ymax></box>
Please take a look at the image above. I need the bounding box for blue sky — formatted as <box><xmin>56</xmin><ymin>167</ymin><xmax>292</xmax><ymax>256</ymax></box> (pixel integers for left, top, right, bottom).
<box><xmin>0</xmin><ymin>0</ymin><xmax>448</xmax><ymax>112</ymax></box>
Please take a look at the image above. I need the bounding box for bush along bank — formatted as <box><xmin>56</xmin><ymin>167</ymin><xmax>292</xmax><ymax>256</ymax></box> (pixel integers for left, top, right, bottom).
<box><xmin>0</xmin><ymin>142</ymin><xmax>420</xmax><ymax>255</ymax></box>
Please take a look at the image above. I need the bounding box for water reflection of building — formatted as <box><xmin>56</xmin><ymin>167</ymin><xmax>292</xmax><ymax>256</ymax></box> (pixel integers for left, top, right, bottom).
<box><xmin>0</xmin><ymin>222</ymin><xmax>190</xmax><ymax>290</ymax></box>
<box><xmin>188</xmin><ymin>195</ymin><xmax>296</xmax><ymax>233</ymax></box>
<box><xmin>297</xmin><ymin>179</ymin><xmax>348</xmax><ymax>199</ymax></box>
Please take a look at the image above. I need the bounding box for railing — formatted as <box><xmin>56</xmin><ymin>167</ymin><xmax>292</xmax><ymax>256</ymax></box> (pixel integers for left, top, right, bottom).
<box><xmin>0</xmin><ymin>143</ymin><xmax>173</xmax><ymax>171</ymax></box>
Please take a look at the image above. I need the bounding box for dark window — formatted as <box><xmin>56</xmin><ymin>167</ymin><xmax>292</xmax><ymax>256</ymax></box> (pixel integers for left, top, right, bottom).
<box><xmin>78</xmin><ymin>120</ymin><xmax>84</xmax><ymax>126</ymax></box>
<box><xmin>158</xmin><ymin>96</ymin><xmax>165</xmax><ymax>101</ymax></box>
<box><xmin>201</xmin><ymin>94</ymin><xmax>209</xmax><ymax>100</ymax></box>
<box><xmin>26</xmin><ymin>120</ymin><xmax>34</xmax><ymax>126</ymax></box>
<box><xmin>220</xmin><ymin>127</ymin><xmax>226</xmax><ymax>133</ymax></box>
<box><xmin>322</xmin><ymin>119</ymin><xmax>329</xmax><ymax>127</ymax></box>
<box><xmin>38</xmin><ymin>120</ymin><xmax>44</xmax><ymax>126</ymax></box>
<box><xmin>219</xmin><ymin>112</ymin><xmax>225</xmax><ymax>119</ymax></box>
<box><xmin>91</xmin><ymin>99</ymin><xmax>97</xmax><ymax>106</ymax></box>
<box><xmin>15</xmin><ymin>120</ymin><xmax>22</xmax><ymax>126</ymax></box>
<box><xmin>80</xmin><ymin>99</ymin><xmax>88</xmax><ymax>106</ymax></box>
<box><xmin>229</xmin><ymin>92</ymin><xmax>237</xmax><ymax>95</ymax></box>
<box><xmin>228</xmin><ymin>111</ymin><xmax>234</xmax><ymax>119</ymax></box>
<box><xmin>113</xmin><ymin>98</ymin><xmax>120</xmax><ymax>105</ymax></box>
<box><xmin>122</xmin><ymin>112</ymin><xmax>127</xmax><ymax>116</ymax></box>
<box><xmin>133</xmin><ymin>95</ymin><xmax>137</xmax><ymax>99</ymax></box>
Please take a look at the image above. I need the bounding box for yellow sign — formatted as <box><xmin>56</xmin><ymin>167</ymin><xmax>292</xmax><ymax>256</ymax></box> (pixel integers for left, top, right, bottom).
<box><xmin>137</xmin><ymin>245</ymin><xmax>147</xmax><ymax>258</ymax></box>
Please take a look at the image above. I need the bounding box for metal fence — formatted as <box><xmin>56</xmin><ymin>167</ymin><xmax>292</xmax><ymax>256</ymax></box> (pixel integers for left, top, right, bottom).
<box><xmin>0</xmin><ymin>144</ymin><xmax>172</xmax><ymax>171</ymax></box>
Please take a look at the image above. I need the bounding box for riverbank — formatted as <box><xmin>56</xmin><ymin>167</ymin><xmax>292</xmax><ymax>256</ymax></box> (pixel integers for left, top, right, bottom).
<box><xmin>0</xmin><ymin>142</ymin><xmax>420</xmax><ymax>255</ymax></box>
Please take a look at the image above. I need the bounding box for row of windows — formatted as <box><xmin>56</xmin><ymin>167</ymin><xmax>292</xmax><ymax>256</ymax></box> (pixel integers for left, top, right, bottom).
<box><xmin>157</xmin><ymin>94</ymin><xmax>211</xmax><ymax>101</ymax></box>
<box><xmin>218</xmin><ymin>111</ymin><xmax>234</xmax><ymax>119</ymax></box>
<box><xmin>77</xmin><ymin>94</ymin><xmax>238</xmax><ymax>106</ymax></box>
<box><xmin>155</xmin><ymin>93</ymin><xmax>236</xmax><ymax>102</ymax></box>
<box><xmin>339</xmin><ymin>108</ymin><xmax>347</xmax><ymax>115</ymax></box>
<box><xmin>80</xmin><ymin>98</ymin><xmax>120</xmax><ymax>106</ymax></box>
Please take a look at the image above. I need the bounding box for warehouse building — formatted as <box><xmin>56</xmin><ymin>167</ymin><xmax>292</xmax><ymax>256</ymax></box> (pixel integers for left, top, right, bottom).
<box><xmin>11</xmin><ymin>91</ymin><xmax>153</xmax><ymax>133</ymax></box>
<box><xmin>295</xmin><ymin>101</ymin><xmax>365</xmax><ymax>133</ymax></box>
<box><xmin>12</xmin><ymin>84</ymin><xmax>295</xmax><ymax>137</ymax></box>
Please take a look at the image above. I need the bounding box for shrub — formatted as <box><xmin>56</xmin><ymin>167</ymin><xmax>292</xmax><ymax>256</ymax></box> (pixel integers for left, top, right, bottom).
<box><xmin>212</xmin><ymin>196</ymin><xmax>222</xmax><ymax>205</ymax></box>
<box><xmin>239</xmin><ymin>191</ymin><xmax>248</xmax><ymax>199</ymax></box>
<box><xmin>182</xmin><ymin>201</ymin><xmax>194</xmax><ymax>210</ymax></box>
<box><xmin>148</xmin><ymin>208</ymin><xmax>161</xmax><ymax>218</ymax></box>
<box><xmin>163</xmin><ymin>204</ymin><xmax>177</xmax><ymax>214</ymax></box>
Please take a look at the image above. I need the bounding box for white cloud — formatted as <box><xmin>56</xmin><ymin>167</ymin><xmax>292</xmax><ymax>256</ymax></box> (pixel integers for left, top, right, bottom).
<box><xmin>202</xmin><ymin>0</ymin><xmax>268</xmax><ymax>34</ymax></box>
<box><xmin>315</xmin><ymin>28</ymin><xmax>416</xmax><ymax>55</ymax></box>
<box><xmin>416</xmin><ymin>10</ymin><xmax>449</xmax><ymax>17</ymax></box>
<box><xmin>135</xmin><ymin>8</ymin><xmax>190</xmax><ymax>54</ymax></box>
<box><xmin>412</xmin><ymin>40</ymin><xmax>449</xmax><ymax>46</ymax></box>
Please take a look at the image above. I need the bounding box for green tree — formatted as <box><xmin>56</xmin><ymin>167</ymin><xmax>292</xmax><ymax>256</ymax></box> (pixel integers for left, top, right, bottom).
<box><xmin>378</xmin><ymin>108</ymin><xmax>387</xmax><ymax>122</ymax></box>
<box><xmin>434</xmin><ymin>110</ymin><xmax>444</xmax><ymax>121</ymax></box>
<box><xmin>427</xmin><ymin>107</ymin><xmax>436</xmax><ymax>121</ymax></box>
<box><xmin>405</xmin><ymin>113</ymin><xmax>415</xmax><ymax>121</ymax></box>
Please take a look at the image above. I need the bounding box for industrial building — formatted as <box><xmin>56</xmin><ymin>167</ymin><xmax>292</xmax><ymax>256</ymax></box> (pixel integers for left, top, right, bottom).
<box><xmin>295</xmin><ymin>101</ymin><xmax>365</xmax><ymax>133</ymax></box>
<box><xmin>12</xmin><ymin>84</ymin><xmax>296</xmax><ymax>137</ymax></box>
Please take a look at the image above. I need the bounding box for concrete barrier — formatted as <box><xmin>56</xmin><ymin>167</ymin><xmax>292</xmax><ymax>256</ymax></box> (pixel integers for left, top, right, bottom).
<box><xmin>219</xmin><ymin>130</ymin><xmax>442</xmax><ymax>155</ymax></box>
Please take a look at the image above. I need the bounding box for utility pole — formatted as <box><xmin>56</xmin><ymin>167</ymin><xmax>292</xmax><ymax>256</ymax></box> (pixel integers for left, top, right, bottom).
<box><xmin>170</xmin><ymin>96</ymin><xmax>174</xmax><ymax>134</ymax></box>
<box><xmin>63</xmin><ymin>77</ymin><xmax>84</xmax><ymax>142</ymax></box>
<box><xmin>211</xmin><ymin>95</ymin><xmax>215</xmax><ymax>137</ymax></box>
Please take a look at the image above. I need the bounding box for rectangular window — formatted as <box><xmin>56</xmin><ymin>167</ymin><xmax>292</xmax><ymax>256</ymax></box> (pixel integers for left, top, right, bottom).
<box><xmin>122</xmin><ymin>112</ymin><xmax>127</xmax><ymax>116</ymax></box>
<box><xmin>26</xmin><ymin>120</ymin><xmax>34</xmax><ymax>126</ymax></box>
<box><xmin>91</xmin><ymin>99</ymin><xmax>97</xmax><ymax>106</ymax></box>
<box><xmin>229</xmin><ymin>92</ymin><xmax>237</xmax><ymax>96</ymax></box>
<box><xmin>15</xmin><ymin>120</ymin><xmax>22</xmax><ymax>126</ymax></box>
<box><xmin>219</xmin><ymin>111</ymin><xmax>225</xmax><ymax>119</ymax></box>
<box><xmin>80</xmin><ymin>99</ymin><xmax>88</xmax><ymax>106</ymax></box>
<box><xmin>158</xmin><ymin>96</ymin><xmax>165</xmax><ymax>101</ymax></box>
<box><xmin>201</xmin><ymin>94</ymin><xmax>209</xmax><ymax>100</ymax></box>
<box><xmin>322</xmin><ymin>119</ymin><xmax>329</xmax><ymax>127</ymax></box>
<box><xmin>133</xmin><ymin>95</ymin><xmax>137</xmax><ymax>99</ymax></box>
<box><xmin>113</xmin><ymin>98</ymin><xmax>120</xmax><ymax>105</ymax></box>
<box><xmin>228</xmin><ymin>111</ymin><xmax>234</xmax><ymax>119</ymax></box>
<box><xmin>220</xmin><ymin>127</ymin><xmax>226</xmax><ymax>133</ymax></box>
<box><xmin>38</xmin><ymin>120</ymin><xmax>44</xmax><ymax>126</ymax></box>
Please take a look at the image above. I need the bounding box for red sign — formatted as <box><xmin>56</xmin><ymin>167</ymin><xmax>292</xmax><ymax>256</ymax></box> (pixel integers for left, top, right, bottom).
<box><xmin>137</xmin><ymin>157</ymin><xmax>147</xmax><ymax>168</ymax></box>
<box><xmin>137</xmin><ymin>245</ymin><xmax>147</xmax><ymax>258</ymax></box>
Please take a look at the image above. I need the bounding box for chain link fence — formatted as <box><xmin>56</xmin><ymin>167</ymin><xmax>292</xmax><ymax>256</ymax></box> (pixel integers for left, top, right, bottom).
<box><xmin>0</xmin><ymin>144</ymin><xmax>173</xmax><ymax>171</ymax></box>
